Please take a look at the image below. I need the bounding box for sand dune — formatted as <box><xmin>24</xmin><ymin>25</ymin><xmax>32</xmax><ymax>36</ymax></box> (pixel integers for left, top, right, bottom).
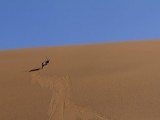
<box><xmin>1</xmin><ymin>40</ymin><xmax>160</xmax><ymax>120</ymax></box>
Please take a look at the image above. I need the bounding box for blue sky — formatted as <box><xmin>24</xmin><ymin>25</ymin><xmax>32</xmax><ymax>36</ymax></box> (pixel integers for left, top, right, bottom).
<box><xmin>1</xmin><ymin>0</ymin><xmax>160</xmax><ymax>50</ymax></box>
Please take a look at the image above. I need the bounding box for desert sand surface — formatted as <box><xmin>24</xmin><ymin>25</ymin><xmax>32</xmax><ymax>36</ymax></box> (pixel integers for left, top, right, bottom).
<box><xmin>1</xmin><ymin>40</ymin><xmax>160</xmax><ymax>120</ymax></box>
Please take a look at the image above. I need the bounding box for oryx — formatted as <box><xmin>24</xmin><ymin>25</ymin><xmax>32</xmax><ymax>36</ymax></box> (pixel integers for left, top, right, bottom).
<box><xmin>42</xmin><ymin>57</ymin><xmax>50</xmax><ymax>69</ymax></box>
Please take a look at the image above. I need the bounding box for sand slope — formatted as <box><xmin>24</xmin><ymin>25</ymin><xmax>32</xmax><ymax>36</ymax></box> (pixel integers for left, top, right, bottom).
<box><xmin>1</xmin><ymin>40</ymin><xmax>160</xmax><ymax>120</ymax></box>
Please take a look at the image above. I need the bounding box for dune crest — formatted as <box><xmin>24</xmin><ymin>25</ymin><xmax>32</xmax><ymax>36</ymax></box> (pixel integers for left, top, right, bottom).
<box><xmin>31</xmin><ymin>72</ymin><xmax>107</xmax><ymax>120</ymax></box>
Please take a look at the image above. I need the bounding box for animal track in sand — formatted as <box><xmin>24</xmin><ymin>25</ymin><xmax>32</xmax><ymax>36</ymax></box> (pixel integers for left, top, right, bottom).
<box><xmin>31</xmin><ymin>72</ymin><xmax>108</xmax><ymax>120</ymax></box>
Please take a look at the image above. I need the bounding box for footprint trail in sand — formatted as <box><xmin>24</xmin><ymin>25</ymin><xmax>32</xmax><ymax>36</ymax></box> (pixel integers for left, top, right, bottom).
<box><xmin>31</xmin><ymin>72</ymin><xmax>108</xmax><ymax>120</ymax></box>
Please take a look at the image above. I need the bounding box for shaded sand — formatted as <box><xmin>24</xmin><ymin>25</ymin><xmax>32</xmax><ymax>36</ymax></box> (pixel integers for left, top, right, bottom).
<box><xmin>1</xmin><ymin>40</ymin><xmax>160</xmax><ymax>120</ymax></box>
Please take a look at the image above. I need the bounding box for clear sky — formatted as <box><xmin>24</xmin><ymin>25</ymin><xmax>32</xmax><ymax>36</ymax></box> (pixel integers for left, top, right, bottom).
<box><xmin>1</xmin><ymin>0</ymin><xmax>160</xmax><ymax>50</ymax></box>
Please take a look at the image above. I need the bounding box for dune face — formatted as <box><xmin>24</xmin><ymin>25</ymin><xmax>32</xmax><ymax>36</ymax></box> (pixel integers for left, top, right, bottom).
<box><xmin>31</xmin><ymin>73</ymin><xmax>106</xmax><ymax>120</ymax></box>
<box><xmin>1</xmin><ymin>40</ymin><xmax>160</xmax><ymax>120</ymax></box>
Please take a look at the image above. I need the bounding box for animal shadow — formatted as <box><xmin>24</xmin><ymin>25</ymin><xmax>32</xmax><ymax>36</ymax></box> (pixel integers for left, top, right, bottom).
<box><xmin>29</xmin><ymin>68</ymin><xmax>42</xmax><ymax>72</ymax></box>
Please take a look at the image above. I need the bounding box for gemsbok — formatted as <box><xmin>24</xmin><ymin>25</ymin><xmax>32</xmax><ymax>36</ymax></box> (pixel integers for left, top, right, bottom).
<box><xmin>42</xmin><ymin>57</ymin><xmax>50</xmax><ymax>69</ymax></box>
